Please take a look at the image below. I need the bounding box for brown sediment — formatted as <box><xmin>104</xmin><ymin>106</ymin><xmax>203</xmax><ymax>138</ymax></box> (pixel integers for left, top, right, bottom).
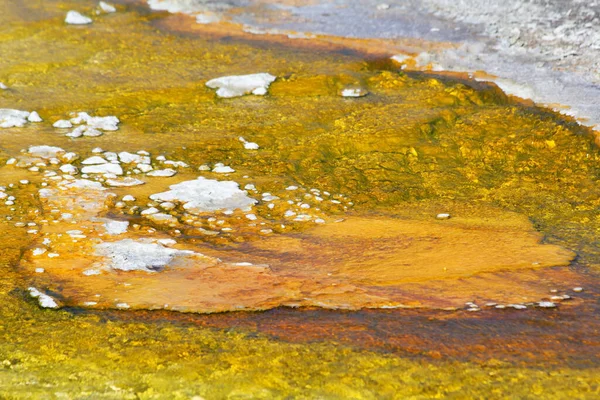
<box><xmin>114</xmin><ymin>270</ymin><xmax>599</xmax><ymax>367</ymax></box>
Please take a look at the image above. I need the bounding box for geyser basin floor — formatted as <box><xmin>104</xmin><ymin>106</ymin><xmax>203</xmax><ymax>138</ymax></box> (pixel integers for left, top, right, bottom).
<box><xmin>1</xmin><ymin>0</ymin><xmax>600</xmax><ymax>398</ymax></box>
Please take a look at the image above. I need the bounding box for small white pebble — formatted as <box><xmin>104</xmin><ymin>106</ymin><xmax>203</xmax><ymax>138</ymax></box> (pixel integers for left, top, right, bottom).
<box><xmin>53</xmin><ymin>119</ymin><xmax>73</xmax><ymax>128</ymax></box>
<box><xmin>99</xmin><ymin>1</ymin><xmax>116</xmax><ymax>13</ymax></box>
<box><xmin>538</xmin><ymin>301</ymin><xmax>557</xmax><ymax>308</ymax></box>
<box><xmin>65</xmin><ymin>10</ymin><xmax>92</xmax><ymax>25</ymax></box>
<box><xmin>27</xmin><ymin>111</ymin><xmax>43</xmax><ymax>123</ymax></box>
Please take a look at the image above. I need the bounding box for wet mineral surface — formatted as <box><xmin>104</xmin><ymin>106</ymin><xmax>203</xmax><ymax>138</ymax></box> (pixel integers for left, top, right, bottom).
<box><xmin>1</xmin><ymin>0</ymin><xmax>600</xmax><ymax>398</ymax></box>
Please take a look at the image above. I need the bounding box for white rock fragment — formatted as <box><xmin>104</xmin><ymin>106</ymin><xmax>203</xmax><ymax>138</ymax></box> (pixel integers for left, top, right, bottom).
<box><xmin>59</xmin><ymin>164</ymin><xmax>78</xmax><ymax>175</ymax></box>
<box><xmin>81</xmin><ymin>164</ymin><xmax>123</xmax><ymax>175</ymax></box>
<box><xmin>32</xmin><ymin>248</ymin><xmax>47</xmax><ymax>256</ymax></box>
<box><xmin>573</xmin><ymin>287</ymin><xmax>583</xmax><ymax>292</ymax></box>
<box><xmin>104</xmin><ymin>220</ymin><xmax>129</xmax><ymax>235</ymax></box>
<box><xmin>212</xmin><ymin>163</ymin><xmax>235</xmax><ymax>173</ymax></box>
<box><xmin>82</xmin><ymin>156</ymin><xmax>108</xmax><ymax>165</ymax></box>
<box><xmin>0</xmin><ymin>82</ymin><xmax>7</xmax><ymax>90</ymax></box>
<box><xmin>53</xmin><ymin>119</ymin><xmax>73</xmax><ymax>129</ymax></box>
<box><xmin>206</xmin><ymin>73</ymin><xmax>277</xmax><ymax>98</ymax></box>
<box><xmin>147</xmin><ymin>168</ymin><xmax>176</xmax><ymax>177</ymax></box>
<box><xmin>239</xmin><ymin>137</ymin><xmax>260</xmax><ymax>150</ymax></box>
<box><xmin>245</xmin><ymin>213</ymin><xmax>257</xmax><ymax>221</ymax></box>
<box><xmin>35</xmin><ymin>268</ymin><xmax>45</xmax><ymax>273</ymax></box>
<box><xmin>27</xmin><ymin>111</ymin><xmax>43</xmax><ymax>123</ymax></box>
<box><xmin>159</xmin><ymin>201</ymin><xmax>175</xmax><ymax>210</ymax></box>
<box><xmin>105</xmin><ymin>177</ymin><xmax>145</xmax><ymax>187</ymax></box>
<box><xmin>341</xmin><ymin>88</ymin><xmax>368</xmax><ymax>98</ymax></box>
<box><xmin>538</xmin><ymin>301</ymin><xmax>557</xmax><ymax>308</ymax></box>
<box><xmin>147</xmin><ymin>213</ymin><xmax>178</xmax><ymax>224</ymax></box>
<box><xmin>28</xmin><ymin>287</ymin><xmax>59</xmax><ymax>309</ymax></box>
<box><xmin>95</xmin><ymin>239</ymin><xmax>194</xmax><ymax>272</ymax></box>
<box><xmin>59</xmin><ymin>179</ymin><xmax>105</xmax><ymax>191</ymax></box>
<box><xmin>70</xmin><ymin>112</ymin><xmax>92</xmax><ymax>124</ymax></box>
<box><xmin>99</xmin><ymin>1</ymin><xmax>116</xmax><ymax>13</ymax></box>
<box><xmin>436</xmin><ymin>213</ymin><xmax>451</xmax><ymax>220</ymax></box>
<box><xmin>0</xmin><ymin>109</ymin><xmax>30</xmax><ymax>128</ymax></box>
<box><xmin>65</xmin><ymin>11</ymin><xmax>92</xmax><ymax>25</ymax></box>
<box><xmin>509</xmin><ymin>304</ymin><xmax>527</xmax><ymax>310</ymax></box>
<box><xmin>88</xmin><ymin>115</ymin><xmax>119</xmax><ymax>131</ymax></box>
<box><xmin>28</xmin><ymin>145</ymin><xmax>65</xmax><ymax>159</ymax></box>
<box><xmin>150</xmin><ymin>177</ymin><xmax>256</xmax><ymax>213</ymax></box>
<box><xmin>376</xmin><ymin>3</ymin><xmax>390</xmax><ymax>10</ymax></box>
<box><xmin>163</xmin><ymin>160</ymin><xmax>188</xmax><ymax>168</ymax></box>
<box><xmin>141</xmin><ymin>207</ymin><xmax>159</xmax><ymax>216</ymax></box>
<box><xmin>137</xmin><ymin>163</ymin><xmax>153</xmax><ymax>173</ymax></box>
<box><xmin>122</xmin><ymin>195</ymin><xmax>136</xmax><ymax>202</ymax></box>
<box><xmin>118</xmin><ymin>152</ymin><xmax>149</xmax><ymax>164</ymax></box>
<box><xmin>61</xmin><ymin>152</ymin><xmax>79</xmax><ymax>163</ymax></box>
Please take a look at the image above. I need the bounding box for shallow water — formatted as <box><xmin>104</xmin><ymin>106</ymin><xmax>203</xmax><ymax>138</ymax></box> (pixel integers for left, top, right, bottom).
<box><xmin>1</xmin><ymin>0</ymin><xmax>600</xmax><ymax>398</ymax></box>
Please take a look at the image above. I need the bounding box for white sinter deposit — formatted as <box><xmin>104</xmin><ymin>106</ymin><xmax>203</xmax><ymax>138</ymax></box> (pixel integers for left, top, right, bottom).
<box><xmin>206</xmin><ymin>73</ymin><xmax>277</xmax><ymax>98</ymax></box>
<box><xmin>65</xmin><ymin>11</ymin><xmax>92</xmax><ymax>25</ymax></box>
<box><xmin>95</xmin><ymin>239</ymin><xmax>194</xmax><ymax>272</ymax></box>
<box><xmin>1</xmin><ymin>109</ymin><xmax>38</xmax><ymax>128</ymax></box>
<box><xmin>65</xmin><ymin>112</ymin><xmax>120</xmax><ymax>138</ymax></box>
<box><xmin>150</xmin><ymin>177</ymin><xmax>257</xmax><ymax>213</ymax></box>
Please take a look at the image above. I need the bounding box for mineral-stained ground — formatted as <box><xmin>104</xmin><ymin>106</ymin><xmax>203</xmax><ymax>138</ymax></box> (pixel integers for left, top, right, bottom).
<box><xmin>1</xmin><ymin>1</ymin><xmax>600</xmax><ymax>398</ymax></box>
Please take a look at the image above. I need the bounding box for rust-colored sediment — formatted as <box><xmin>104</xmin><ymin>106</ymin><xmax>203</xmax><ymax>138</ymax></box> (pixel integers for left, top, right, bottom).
<box><xmin>21</xmin><ymin>179</ymin><xmax>574</xmax><ymax>312</ymax></box>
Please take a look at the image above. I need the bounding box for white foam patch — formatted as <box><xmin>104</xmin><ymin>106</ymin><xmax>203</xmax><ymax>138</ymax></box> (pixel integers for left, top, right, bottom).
<box><xmin>149</xmin><ymin>177</ymin><xmax>256</xmax><ymax>213</ymax></box>
<box><xmin>95</xmin><ymin>239</ymin><xmax>194</xmax><ymax>272</ymax></box>
<box><xmin>206</xmin><ymin>73</ymin><xmax>277</xmax><ymax>98</ymax></box>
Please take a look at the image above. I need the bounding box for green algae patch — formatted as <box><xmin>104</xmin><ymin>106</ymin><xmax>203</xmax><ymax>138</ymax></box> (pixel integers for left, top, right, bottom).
<box><xmin>1</xmin><ymin>0</ymin><xmax>600</xmax><ymax>397</ymax></box>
